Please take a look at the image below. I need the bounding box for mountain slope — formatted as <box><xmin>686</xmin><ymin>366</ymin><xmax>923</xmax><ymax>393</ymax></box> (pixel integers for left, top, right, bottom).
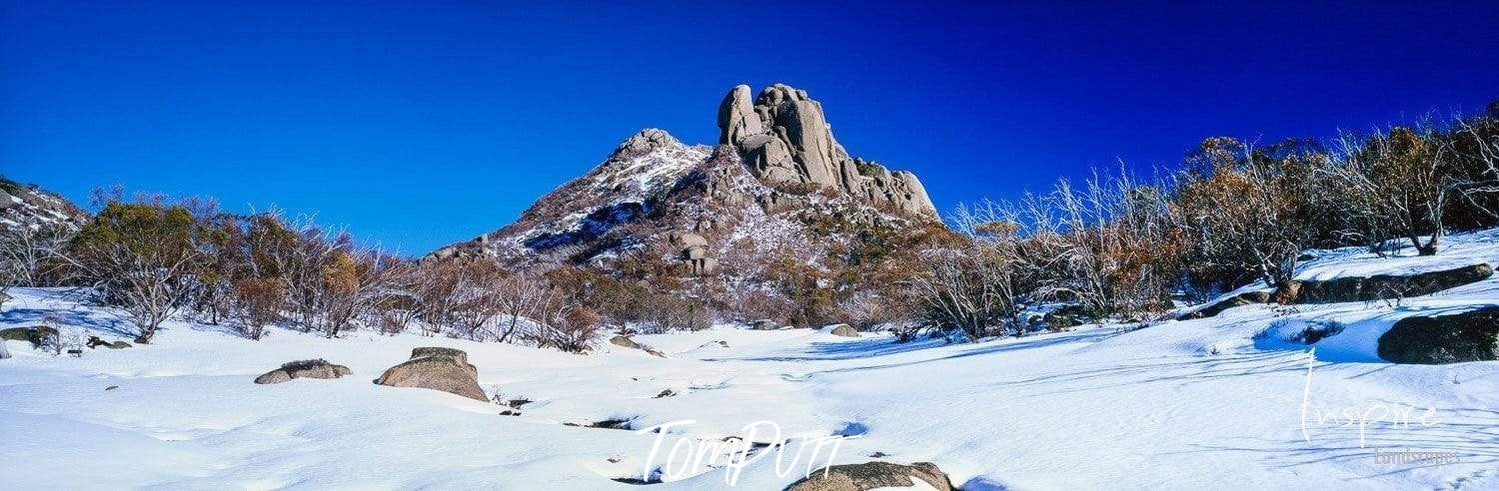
<box><xmin>0</xmin><ymin>176</ymin><xmax>90</xmax><ymax>231</ymax></box>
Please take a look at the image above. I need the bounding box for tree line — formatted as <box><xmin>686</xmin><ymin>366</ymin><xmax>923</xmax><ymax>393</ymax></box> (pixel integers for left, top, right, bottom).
<box><xmin>0</xmin><ymin>191</ymin><xmax>714</xmax><ymax>350</ymax></box>
<box><xmin>909</xmin><ymin>103</ymin><xmax>1499</xmax><ymax>340</ymax></box>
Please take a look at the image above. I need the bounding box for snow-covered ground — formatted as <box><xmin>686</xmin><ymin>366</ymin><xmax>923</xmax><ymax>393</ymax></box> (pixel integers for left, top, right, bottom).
<box><xmin>5</xmin><ymin>233</ymin><xmax>1499</xmax><ymax>489</ymax></box>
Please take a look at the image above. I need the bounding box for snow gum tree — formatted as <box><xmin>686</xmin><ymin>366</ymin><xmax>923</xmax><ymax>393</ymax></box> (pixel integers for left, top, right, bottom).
<box><xmin>66</xmin><ymin>201</ymin><xmax>205</xmax><ymax>343</ymax></box>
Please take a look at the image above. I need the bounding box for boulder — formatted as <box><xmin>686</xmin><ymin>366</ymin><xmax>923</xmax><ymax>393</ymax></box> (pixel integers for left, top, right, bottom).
<box><xmin>611</xmin><ymin>128</ymin><xmax>680</xmax><ymax>162</ymax></box>
<box><xmin>254</xmin><ymin>359</ymin><xmax>352</xmax><ymax>384</ymax></box>
<box><xmin>610</xmin><ymin>336</ymin><xmax>664</xmax><ymax>357</ymax></box>
<box><xmin>786</xmin><ymin>461</ymin><xmax>954</xmax><ymax>491</ymax></box>
<box><xmin>670</xmin><ymin>232</ymin><xmax>708</xmax><ymax>249</ymax></box>
<box><xmin>610</xmin><ymin>335</ymin><xmax>641</xmax><ymax>349</ymax></box>
<box><xmin>376</xmin><ymin>347</ymin><xmax>487</xmax><ymax>401</ymax></box>
<box><xmin>828</xmin><ymin>324</ymin><xmax>859</xmax><ymax>337</ymax></box>
<box><xmin>1377</xmin><ymin>307</ymin><xmax>1499</xmax><ymax>364</ymax></box>
<box><xmin>681</xmin><ymin>257</ymin><xmax>718</xmax><ymax>276</ymax></box>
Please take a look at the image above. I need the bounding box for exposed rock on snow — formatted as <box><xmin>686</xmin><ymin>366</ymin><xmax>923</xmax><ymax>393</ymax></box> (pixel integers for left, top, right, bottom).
<box><xmin>750</xmin><ymin>319</ymin><xmax>781</xmax><ymax>330</ymax></box>
<box><xmin>827</xmin><ymin>324</ymin><xmax>859</xmax><ymax>337</ymax></box>
<box><xmin>1286</xmin><ymin>263</ymin><xmax>1492</xmax><ymax>304</ymax></box>
<box><xmin>1178</xmin><ymin>291</ymin><xmax>1272</xmax><ymax>320</ymax></box>
<box><xmin>785</xmin><ymin>461</ymin><xmax>954</xmax><ymax>491</ymax></box>
<box><xmin>718</xmin><ymin>83</ymin><xmax>938</xmax><ymax>220</ymax></box>
<box><xmin>375</xmin><ymin>347</ymin><xmax>487</xmax><ymax>401</ymax></box>
<box><xmin>1183</xmin><ymin>263</ymin><xmax>1494</xmax><ymax>320</ymax></box>
<box><xmin>1377</xmin><ymin>307</ymin><xmax>1499</xmax><ymax>364</ymax></box>
<box><xmin>254</xmin><ymin>359</ymin><xmax>353</xmax><ymax>384</ymax></box>
<box><xmin>609</xmin><ymin>335</ymin><xmax>664</xmax><ymax>357</ymax></box>
<box><xmin>0</xmin><ymin>325</ymin><xmax>58</xmax><ymax>348</ymax></box>
<box><xmin>86</xmin><ymin>336</ymin><xmax>131</xmax><ymax>349</ymax></box>
<box><xmin>608</xmin><ymin>335</ymin><xmax>640</xmax><ymax>349</ymax></box>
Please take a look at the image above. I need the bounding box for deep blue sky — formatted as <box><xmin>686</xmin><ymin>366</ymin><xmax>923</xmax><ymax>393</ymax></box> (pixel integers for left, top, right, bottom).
<box><xmin>4</xmin><ymin>1</ymin><xmax>1498</xmax><ymax>254</ymax></box>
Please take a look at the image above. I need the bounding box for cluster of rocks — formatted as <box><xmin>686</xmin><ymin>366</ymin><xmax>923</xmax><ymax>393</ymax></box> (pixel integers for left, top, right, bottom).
<box><xmin>668</xmin><ymin>231</ymin><xmax>717</xmax><ymax>276</ymax></box>
<box><xmin>254</xmin><ymin>347</ymin><xmax>492</xmax><ymax>402</ymax></box>
<box><xmin>0</xmin><ymin>327</ymin><xmax>131</xmax><ymax>357</ymax></box>
<box><xmin>718</xmin><ymin>84</ymin><xmax>938</xmax><ymax>220</ymax></box>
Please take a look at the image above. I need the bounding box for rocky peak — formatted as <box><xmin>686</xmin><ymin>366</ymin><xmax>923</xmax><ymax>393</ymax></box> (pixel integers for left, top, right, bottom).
<box><xmin>717</xmin><ymin>83</ymin><xmax>939</xmax><ymax>220</ymax></box>
<box><xmin>610</xmin><ymin>128</ymin><xmax>683</xmax><ymax>162</ymax></box>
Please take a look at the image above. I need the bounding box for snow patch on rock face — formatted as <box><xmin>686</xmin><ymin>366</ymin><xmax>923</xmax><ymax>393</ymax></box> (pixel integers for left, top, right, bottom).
<box><xmin>590</xmin><ymin>141</ymin><xmax>708</xmax><ymax>200</ymax></box>
<box><xmin>429</xmin><ymin>130</ymin><xmax>712</xmax><ymax>263</ymax></box>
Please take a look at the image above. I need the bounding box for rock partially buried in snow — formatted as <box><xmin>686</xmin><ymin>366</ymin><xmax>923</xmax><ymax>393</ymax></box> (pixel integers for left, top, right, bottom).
<box><xmin>610</xmin><ymin>335</ymin><xmax>642</xmax><ymax>349</ymax></box>
<box><xmin>1377</xmin><ymin>307</ymin><xmax>1499</xmax><ymax>364</ymax></box>
<box><xmin>827</xmin><ymin>324</ymin><xmax>859</xmax><ymax>337</ymax></box>
<box><xmin>375</xmin><ymin>347</ymin><xmax>488</xmax><ymax>401</ymax></box>
<box><xmin>1288</xmin><ymin>263</ymin><xmax>1492</xmax><ymax>304</ymax></box>
<box><xmin>786</xmin><ymin>461</ymin><xmax>954</xmax><ymax>491</ymax></box>
<box><xmin>1183</xmin><ymin>263</ymin><xmax>1495</xmax><ymax>320</ymax></box>
<box><xmin>1178</xmin><ymin>291</ymin><xmax>1271</xmax><ymax>320</ymax></box>
<box><xmin>86</xmin><ymin>336</ymin><xmax>131</xmax><ymax>349</ymax></box>
<box><xmin>750</xmin><ymin>319</ymin><xmax>781</xmax><ymax>330</ymax></box>
<box><xmin>0</xmin><ymin>326</ymin><xmax>58</xmax><ymax>347</ymax></box>
<box><xmin>254</xmin><ymin>359</ymin><xmax>352</xmax><ymax>384</ymax></box>
<box><xmin>609</xmin><ymin>335</ymin><xmax>665</xmax><ymax>357</ymax></box>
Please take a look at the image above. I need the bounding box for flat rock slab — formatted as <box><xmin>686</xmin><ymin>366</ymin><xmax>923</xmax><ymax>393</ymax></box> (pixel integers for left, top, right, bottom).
<box><xmin>1292</xmin><ymin>263</ymin><xmax>1492</xmax><ymax>304</ymax></box>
